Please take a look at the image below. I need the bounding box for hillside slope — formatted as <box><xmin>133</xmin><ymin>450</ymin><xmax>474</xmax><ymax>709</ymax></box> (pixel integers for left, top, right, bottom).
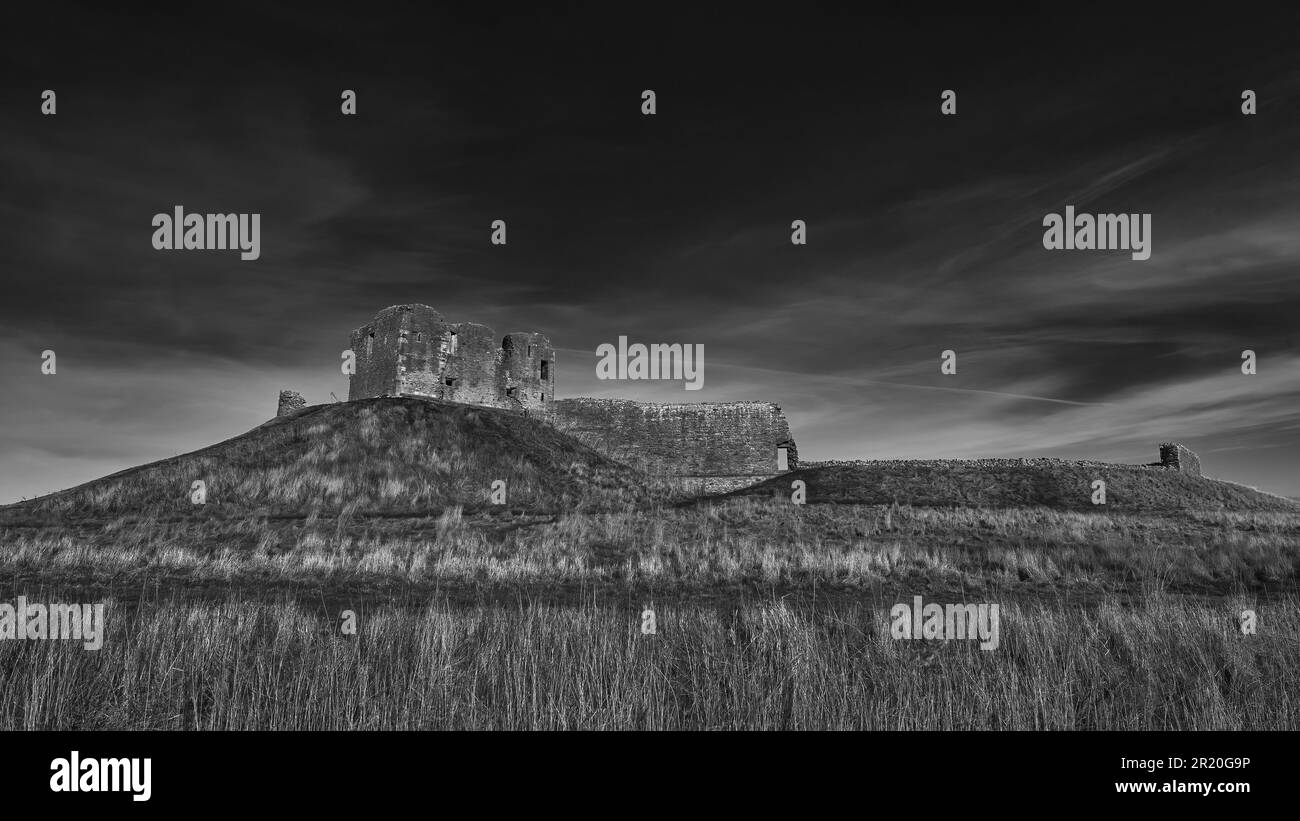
<box><xmin>2</xmin><ymin>397</ymin><xmax>657</xmax><ymax>520</ymax></box>
<box><xmin>722</xmin><ymin>459</ymin><xmax>1300</xmax><ymax>514</ymax></box>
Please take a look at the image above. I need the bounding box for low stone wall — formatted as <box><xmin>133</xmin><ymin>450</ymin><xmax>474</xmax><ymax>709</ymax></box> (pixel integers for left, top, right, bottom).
<box><xmin>806</xmin><ymin>446</ymin><xmax>1206</xmax><ymax>479</ymax></box>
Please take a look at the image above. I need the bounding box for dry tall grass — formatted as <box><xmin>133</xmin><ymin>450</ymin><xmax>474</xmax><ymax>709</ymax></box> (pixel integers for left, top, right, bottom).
<box><xmin>0</xmin><ymin>592</ymin><xmax>1292</xmax><ymax>730</ymax></box>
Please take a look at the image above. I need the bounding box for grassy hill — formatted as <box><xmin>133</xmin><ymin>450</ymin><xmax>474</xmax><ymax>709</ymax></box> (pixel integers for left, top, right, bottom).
<box><xmin>1</xmin><ymin>400</ymin><xmax>1295</xmax><ymax>604</ymax></box>
<box><xmin>2</xmin><ymin>397</ymin><xmax>658</xmax><ymax>521</ymax></box>
<box><xmin>722</xmin><ymin>459</ymin><xmax>1300</xmax><ymax>514</ymax></box>
<box><xmin>9</xmin><ymin>397</ymin><xmax>1294</xmax><ymax>521</ymax></box>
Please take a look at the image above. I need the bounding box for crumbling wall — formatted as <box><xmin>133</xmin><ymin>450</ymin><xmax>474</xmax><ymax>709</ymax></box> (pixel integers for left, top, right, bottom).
<box><xmin>500</xmin><ymin>332</ymin><xmax>555</xmax><ymax>412</ymax></box>
<box><xmin>1159</xmin><ymin>443</ymin><xmax>1202</xmax><ymax>477</ymax></box>
<box><xmin>394</xmin><ymin>305</ymin><xmax>453</xmax><ymax>399</ymax></box>
<box><xmin>442</xmin><ymin>322</ymin><xmax>501</xmax><ymax>406</ymax></box>
<box><xmin>546</xmin><ymin>398</ymin><xmax>797</xmax><ymax>491</ymax></box>
<box><xmin>349</xmin><ymin>304</ymin><xmax>436</xmax><ymax>400</ymax></box>
<box><xmin>276</xmin><ymin>390</ymin><xmax>307</xmax><ymax>417</ymax></box>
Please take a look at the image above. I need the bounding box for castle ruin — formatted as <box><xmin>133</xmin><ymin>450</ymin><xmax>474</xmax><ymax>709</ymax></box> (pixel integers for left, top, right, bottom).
<box><xmin>329</xmin><ymin>303</ymin><xmax>797</xmax><ymax>492</ymax></box>
<box><xmin>275</xmin><ymin>304</ymin><xmax>1203</xmax><ymax>494</ymax></box>
<box><xmin>346</xmin><ymin>304</ymin><xmax>554</xmax><ymax>413</ymax></box>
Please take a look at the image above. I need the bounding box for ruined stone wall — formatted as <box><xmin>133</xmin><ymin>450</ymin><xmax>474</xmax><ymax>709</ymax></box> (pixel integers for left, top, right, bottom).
<box><xmin>545</xmin><ymin>398</ymin><xmax>797</xmax><ymax>490</ymax></box>
<box><xmin>501</xmin><ymin>332</ymin><xmax>555</xmax><ymax>412</ymax></box>
<box><xmin>393</xmin><ymin>305</ymin><xmax>453</xmax><ymax>399</ymax></box>
<box><xmin>348</xmin><ymin>305</ymin><xmax>417</xmax><ymax>400</ymax></box>
<box><xmin>442</xmin><ymin>322</ymin><xmax>501</xmax><ymax>407</ymax></box>
<box><xmin>1159</xmin><ymin>443</ymin><xmax>1202</xmax><ymax>477</ymax></box>
<box><xmin>276</xmin><ymin>390</ymin><xmax>307</xmax><ymax>417</ymax></box>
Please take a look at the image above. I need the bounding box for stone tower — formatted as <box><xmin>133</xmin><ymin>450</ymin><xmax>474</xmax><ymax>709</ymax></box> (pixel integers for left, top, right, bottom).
<box><xmin>347</xmin><ymin>304</ymin><xmax>555</xmax><ymax>412</ymax></box>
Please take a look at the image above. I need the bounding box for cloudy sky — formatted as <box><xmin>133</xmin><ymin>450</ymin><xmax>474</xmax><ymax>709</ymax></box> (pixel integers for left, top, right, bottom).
<box><xmin>3</xmin><ymin>6</ymin><xmax>1299</xmax><ymax>502</ymax></box>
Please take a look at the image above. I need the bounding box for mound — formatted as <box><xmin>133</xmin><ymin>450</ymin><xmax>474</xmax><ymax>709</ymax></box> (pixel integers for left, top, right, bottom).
<box><xmin>722</xmin><ymin>459</ymin><xmax>1300</xmax><ymax>514</ymax></box>
<box><xmin>2</xmin><ymin>397</ymin><xmax>656</xmax><ymax>520</ymax></box>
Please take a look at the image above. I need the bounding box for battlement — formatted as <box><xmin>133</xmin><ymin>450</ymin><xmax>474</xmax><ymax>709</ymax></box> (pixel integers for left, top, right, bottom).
<box><xmin>347</xmin><ymin>304</ymin><xmax>554</xmax><ymax>412</ymax></box>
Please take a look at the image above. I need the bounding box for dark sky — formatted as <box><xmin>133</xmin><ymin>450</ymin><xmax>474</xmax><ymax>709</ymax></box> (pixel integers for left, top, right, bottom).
<box><xmin>3</xmin><ymin>5</ymin><xmax>1300</xmax><ymax>502</ymax></box>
